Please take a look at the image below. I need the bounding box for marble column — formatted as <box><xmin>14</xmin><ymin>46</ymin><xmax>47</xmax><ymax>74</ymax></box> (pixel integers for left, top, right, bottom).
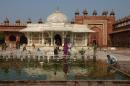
<box><xmin>62</xmin><ymin>32</ymin><xmax>64</xmax><ymax>46</ymax></box>
<box><xmin>25</xmin><ymin>32</ymin><xmax>29</xmax><ymax>46</ymax></box>
<box><xmin>51</xmin><ymin>32</ymin><xmax>53</xmax><ymax>46</ymax></box>
<box><xmin>42</xmin><ymin>32</ymin><xmax>44</xmax><ymax>46</ymax></box>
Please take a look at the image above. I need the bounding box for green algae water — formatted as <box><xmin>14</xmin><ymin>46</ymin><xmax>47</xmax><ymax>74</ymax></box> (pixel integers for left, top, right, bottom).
<box><xmin>0</xmin><ymin>59</ymin><xmax>129</xmax><ymax>80</ymax></box>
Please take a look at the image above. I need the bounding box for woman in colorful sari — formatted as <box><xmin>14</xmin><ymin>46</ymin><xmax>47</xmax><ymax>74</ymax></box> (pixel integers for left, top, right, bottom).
<box><xmin>63</xmin><ymin>41</ymin><xmax>69</xmax><ymax>60</ymax></box>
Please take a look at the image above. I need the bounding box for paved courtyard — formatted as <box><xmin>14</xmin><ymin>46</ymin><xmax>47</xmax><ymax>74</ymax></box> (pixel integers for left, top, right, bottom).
<box><xmin>96</xmin><ymin>48</ymin><xmax>130</xmax><ymax>62</ymax></box>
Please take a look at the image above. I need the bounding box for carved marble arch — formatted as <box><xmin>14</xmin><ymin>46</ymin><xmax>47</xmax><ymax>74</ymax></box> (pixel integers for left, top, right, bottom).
<box><xmin>88</xmin><ymin>26</ymin><xmax>102</xmax><ymax>47</ymax></box>
<box><xmin>20</xmin><ymin>34</ymin><xmax>28</xmax><ymax>44</ymax></box>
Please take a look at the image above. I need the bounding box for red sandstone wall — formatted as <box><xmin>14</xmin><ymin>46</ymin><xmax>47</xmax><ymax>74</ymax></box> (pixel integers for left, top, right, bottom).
<box><xmin>74</xmin><ymin>15</ymin><xmax>115</xmax><ymax>47</ymax></box>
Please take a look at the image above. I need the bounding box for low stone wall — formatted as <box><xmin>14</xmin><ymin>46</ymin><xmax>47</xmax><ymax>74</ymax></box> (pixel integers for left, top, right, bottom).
<box><xmin>0</xmin><ymin>80</ymin><xmax>130</xmax><ymax>86</ymax></box>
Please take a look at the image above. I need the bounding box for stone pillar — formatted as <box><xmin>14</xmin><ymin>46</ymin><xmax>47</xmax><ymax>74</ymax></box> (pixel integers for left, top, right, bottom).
<box><xmin>51</xmin><ymin>32</ymin><xmax>53</xmax><ymax>46</ymax></box>
<box><xmin>42</xmin><ymin>32</ymin><xmax>44</xmax><ymax>46</ymax></box>
<box><xmin>5</xmin><ymin>35</ymin><xmax>9</xmax><ymax>44</ymax></box>
<box><xmin>71</xmin><ymin>33</ymin><xmax>74</xmax><ymax>45</ymax></box>
<box><xmin>62</xmin><ymin>32</ymin><xmax>64</xmax><ymax>46</ymax></box>
<box><xmin>25</xmin><ymin>32</ymin><xmax>29</xmax><ymax>46</ymax></box>
<box><xmin>16</xmin><ymin>35</ymin><xmax>20</xmax><ymax>42</ymax></box>
<box><xmin>87</xmin><ymin>33</ymin><xmax>90</xmax><ymax>46</ymax></box>
<box><xmin>73</xmin><ymin>33</ymin><xmax>76</xmax><ymax>46</ymax></box>
<box><xmin>85</xmin><ymin>33</ymin><xmax>87</xmax><ymax>46</ymax></box>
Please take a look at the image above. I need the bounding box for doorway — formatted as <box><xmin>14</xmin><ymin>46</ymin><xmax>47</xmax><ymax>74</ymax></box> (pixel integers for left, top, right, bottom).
<box><xmin>92</xmin><ymin>40</ymin><xmax>97</xmax><ymax>45</ymax></box>
<box><xmin>20</xmin><ymin>35</ymin><xmax>28</xmax><ymax>45</ymax></box>
<box><xmin>0</xmin><ymin>32</ymin><xmax>5</xmax><ymax>44</ymax></box>
<box><xmin>9</xmin><ymin>35</ymin><xmax>16</xmax><ymax>41</ymax></box>
<box><xmin>54</xmin><ymin>34</ymin><xmax>62</xmax><ymax>46</ymax></box>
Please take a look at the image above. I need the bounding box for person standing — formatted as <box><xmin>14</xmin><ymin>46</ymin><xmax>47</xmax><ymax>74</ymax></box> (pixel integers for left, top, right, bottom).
<box><xmin>63</xmin><ymin>41</ymin><xmax>69</xmax><ymax>59</ymax></box>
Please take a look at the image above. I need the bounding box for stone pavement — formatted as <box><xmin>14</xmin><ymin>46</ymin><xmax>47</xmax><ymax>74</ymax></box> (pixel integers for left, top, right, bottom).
<box><xmin>96</xmin><ymin>48</ymin><xmax>130</xmax><ymax>62</ymax></box>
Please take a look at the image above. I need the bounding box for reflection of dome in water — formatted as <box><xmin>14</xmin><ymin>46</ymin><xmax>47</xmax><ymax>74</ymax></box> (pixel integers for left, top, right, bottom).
<box><xmin>47</xmin><ymin>10</ymin><xmax>68</xmax><ymax>23</ymax></box>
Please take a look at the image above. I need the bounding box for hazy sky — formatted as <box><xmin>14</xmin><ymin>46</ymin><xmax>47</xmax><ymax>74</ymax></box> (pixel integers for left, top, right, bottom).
<box><xmin>0</xmin><ymin>0</ymin><xmax>130</xmax><ymax>22</ymax></box>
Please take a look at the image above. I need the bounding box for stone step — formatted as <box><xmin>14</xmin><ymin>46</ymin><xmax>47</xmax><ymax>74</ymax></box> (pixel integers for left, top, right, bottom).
<box><xmin>0</xmin><ymin>81</ymin><xmax>130</xmax><ymax>86</ymax></box>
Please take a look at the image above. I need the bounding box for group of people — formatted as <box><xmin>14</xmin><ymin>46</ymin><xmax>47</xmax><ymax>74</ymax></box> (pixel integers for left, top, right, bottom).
<box><xmin>54</xmin><ymin>41</ymin><xmax>72</xmax><ymax>58</ymax></box>
<box><xmin>1</xmin><ymin>43</ymin><xmax>7</xmax><ymax>50</ymax></box>
<box><xmin>21</xmin><ymin>40</ymin><xmax>72</xmax><ymax>58</ymax></box>
<box><xmin>1</xmin><ymin>41</ymin><xmax>23</xmax><ymax>51</ymax></box>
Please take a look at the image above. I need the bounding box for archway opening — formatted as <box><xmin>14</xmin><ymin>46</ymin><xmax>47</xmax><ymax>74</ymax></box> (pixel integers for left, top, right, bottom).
<box><xmin>9</xmin><ymin>35</ymin><xmax>16</xmax><ymax>41</ymax></box>
<box><xmin>88</xmin><ymin>27</ymin><xmax>101</xmax><ymax>47</ymax></box>
<box><xmin>54</xmin><ymin>34</ymin><xmax>62</xmax><ymax>46</ymax></box>
<box><xmin>0</xmin><ymin>32</ymin><xmax>5</xmax><ymax>44</ymax></box>
<box><xmin>20</xmin><ymin>35</ymin><xmax>28</xmax><ymax>45</ymax></box>
<box><xmin>92</xmin><ymin>40</ymin><xmax>97</xmax><ymax>45</ymax></box>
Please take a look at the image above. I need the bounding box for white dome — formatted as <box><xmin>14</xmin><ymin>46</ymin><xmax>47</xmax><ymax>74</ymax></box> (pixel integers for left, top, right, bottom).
<box><xmin>47</xmin><ymin>10</ymin><xmax>68</xmax><ymax>23</ymax></box>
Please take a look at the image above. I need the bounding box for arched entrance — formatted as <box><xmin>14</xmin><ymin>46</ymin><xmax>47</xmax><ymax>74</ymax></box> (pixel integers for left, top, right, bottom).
<box><xmin>54</xmin><ymin>34</ymin><xmax>62</xmax><ymax>46</ymax></box>
<box><xmin>90</xmin><ymin>32</ymin><xmax>98</xmax><ymax>45</ymax></box>
<box><xmin>92</xmin><ymin>39</ymin><xmax>97</xmax><ymax>45</ymax></box>
<box><xmin>8</xmin><ymin>35</ymin><xmax>16</xmax><ymax>48</ymax></box>
<box><xmin>20</xmin><ymin>35</ymin><xmax>28</xmax><ymax>45</ymax></box>
<box><xmin>9</xmin><ymin>35</ymin><xmax>16</xmax><ymax>41</ymax></box>
<box><xmin>0</xmin><ymin>32</ymin><xmax>5</xmax><ymax>44</ymax></box>
<box><xmin>88</xmin><ymin>27</ymin><xmax>102</xmax><ymax>47</ymax></box>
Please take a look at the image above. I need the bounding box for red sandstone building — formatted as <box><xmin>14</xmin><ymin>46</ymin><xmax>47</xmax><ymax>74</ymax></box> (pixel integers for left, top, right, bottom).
<box><xmin>0</xmin><ymin>18</ymin><xmax>45</xmax><ymax>48</ymax></box>
<box><xmin>73</xmin><ymin>9</ymin><xmax>115</xmax><ymax>47</ymax></box>
<box><xmin>0</xmin><ymin>18</ymin><xmax>28</xmax><ymax>48</ymax></box>
<box><xmin>0</xmin><ymin>9</ymin><xmax>116</xmax><ymax>48</ymax></box>
<box><xmin>109</xmin><ymin>15</ymin><xmax>130</xmax><ymax>48</ymax></box>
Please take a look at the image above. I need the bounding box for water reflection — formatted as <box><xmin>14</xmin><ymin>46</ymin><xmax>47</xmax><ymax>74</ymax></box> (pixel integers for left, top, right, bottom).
<box><xmin>0</xmin><ymin>59</ymin><xmax>129</xmax><ymax>80</ymax></box>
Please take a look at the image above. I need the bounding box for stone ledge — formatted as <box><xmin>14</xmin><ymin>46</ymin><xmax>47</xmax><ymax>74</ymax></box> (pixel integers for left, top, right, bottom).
<box><xmin>0</xmin><ymin>80</ymin><xmax>130</xmax><ymax>86</ymax></box>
